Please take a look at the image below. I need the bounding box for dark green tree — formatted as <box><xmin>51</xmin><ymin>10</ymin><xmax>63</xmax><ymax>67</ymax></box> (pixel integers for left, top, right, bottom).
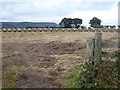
<box><xmin>59</xmin><ymin>18</ymin><xmax>72</xmax><ymax>28</ymax></box>
<box><xmin>72</xmin><ymin>18</ymin><xmax>82</xmax><ymax>28</ymax></box>
<box><xmin>89</xmin><ymin>17</ymin><xmax>102</xmax><ymax>28</ymax></box>
<box><xmin>59</xmin><ymin>18</ymin><xmax>82</xmax><ymax>28</ymax></box>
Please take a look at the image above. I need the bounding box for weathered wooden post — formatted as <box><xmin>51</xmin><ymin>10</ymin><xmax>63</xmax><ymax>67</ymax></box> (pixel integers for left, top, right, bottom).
<box><xmin>86</xmin><ymin>37</ymin><xmax>95</xmax><ymax>64</ymax></box>
<box><xmin>94</xmin><ymin>33</ymin><xmax>102</xmax><ymax>64</ymax></box>
<box><xmin>85</xmin><ymin>33</ymin><xmax>102</xmax><ymax>82</ymax></box>
<box><xmin>86</xmin><ymin>32</ymin><xmax>102</xmax><ymax>65</ymax></box>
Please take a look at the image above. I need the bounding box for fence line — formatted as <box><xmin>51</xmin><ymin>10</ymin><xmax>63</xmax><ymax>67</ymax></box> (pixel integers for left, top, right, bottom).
<box><xmin>86</xmin><ymin>32</ymin><xmax>118</xmax><ymax>65</ymax></box>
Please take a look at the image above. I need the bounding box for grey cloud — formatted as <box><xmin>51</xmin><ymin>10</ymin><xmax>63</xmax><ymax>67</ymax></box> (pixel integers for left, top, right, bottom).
<box><xmin>1</xmin><ymin>1</ymin><xmax>117</xmax><ymax>22</ymax></box>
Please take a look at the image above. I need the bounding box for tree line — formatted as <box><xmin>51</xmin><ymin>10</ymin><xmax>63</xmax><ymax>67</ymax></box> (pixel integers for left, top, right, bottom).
<box><xmin>59</xmin><ymin>17</ymin><xmax>118</xmax><ymax>29</ymax></box>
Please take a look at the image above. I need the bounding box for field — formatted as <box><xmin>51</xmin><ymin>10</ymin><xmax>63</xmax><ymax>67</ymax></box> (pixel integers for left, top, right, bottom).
<box><xmin>1</xmin><ymin>31</ymin><xmax>118</xmax><ymax>88</ymax></box>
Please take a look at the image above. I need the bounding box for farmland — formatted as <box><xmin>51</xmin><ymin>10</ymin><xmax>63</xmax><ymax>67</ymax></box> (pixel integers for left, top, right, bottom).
<box><xmin>1</xmin><ymin>29</ymin><xmax>119</xmax><ymax>88</ymax></box>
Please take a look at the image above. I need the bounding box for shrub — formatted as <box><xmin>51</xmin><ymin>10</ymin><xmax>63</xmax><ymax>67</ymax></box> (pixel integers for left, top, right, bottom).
<box><xmin>63</xmin><ymin>59</ymin><xmax>119</xmax><ymax>88</ymax></box>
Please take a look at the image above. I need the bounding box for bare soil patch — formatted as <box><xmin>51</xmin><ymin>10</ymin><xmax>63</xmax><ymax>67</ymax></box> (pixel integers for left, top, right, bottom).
<box><xmin>2</xmin><ymin>41</ymin><xmax>85</xmax><ymax>88</ymax></box>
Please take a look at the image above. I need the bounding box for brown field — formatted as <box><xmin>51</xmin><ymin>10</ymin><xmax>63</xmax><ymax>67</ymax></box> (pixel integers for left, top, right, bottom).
<box><xmin>2</xmin><ymin>31</ymin><xmax>118</xmax><ymax>88</ymax></box>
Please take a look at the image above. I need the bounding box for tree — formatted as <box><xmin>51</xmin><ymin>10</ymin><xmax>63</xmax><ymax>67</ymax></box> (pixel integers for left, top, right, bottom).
<box><xmin>72</xmin><ymin>18</ymin><xmax>82</xmax><ymax>28</ymax></box>
<box><xmin>89</xmin><ymin>17</ymin><xmax>102</xmax><ymax>28</ymax></box>
<box><xmin>59</xmin><ymin>18</ymin><xmax>72</xmax><ymax>28</ymax></box>
<box><xmin>59</xmin><ymin>18</ymin><xmax>82</xmax><ymax>28</ymax></box>
<box><xmin>110</xmin><ymin>25</ymin><xmax>116</xmax><ymax>29</ymax></box>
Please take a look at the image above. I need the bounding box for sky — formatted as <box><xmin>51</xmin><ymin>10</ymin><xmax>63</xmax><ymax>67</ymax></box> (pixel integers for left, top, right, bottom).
<box><xmin>1</xmin><ymin>0</ymin><xmax>119</xmax><ymax>26</ymax></box>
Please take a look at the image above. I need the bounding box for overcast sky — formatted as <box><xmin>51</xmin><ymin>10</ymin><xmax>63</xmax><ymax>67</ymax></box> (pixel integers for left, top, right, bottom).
<box><xmin>1</xmin><ymin>0</ymin><xmax>119</xmax><ymax>26</ymax></box>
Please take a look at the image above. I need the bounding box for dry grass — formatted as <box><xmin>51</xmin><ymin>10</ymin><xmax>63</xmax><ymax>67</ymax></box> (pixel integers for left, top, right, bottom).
<box><xmin>2</xmin><ymin>32</ymin><xmax>118</xmax><ymax>43</ymax></box>
<box><xmin>2</xmin><ymin>31</ymin><xmax>118</xmax><ymax>88</ymax></box>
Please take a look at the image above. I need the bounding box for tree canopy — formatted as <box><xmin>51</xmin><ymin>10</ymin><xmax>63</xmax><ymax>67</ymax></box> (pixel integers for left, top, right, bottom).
<box><xmin>59</xmin><ymin>18</ymin><xmax>82</xmax><ymax>28</ymax></box>
<box><xmin>89</xmin><ymin>17</ymin><xmax>102</xmax><ymax>28</ymax></box>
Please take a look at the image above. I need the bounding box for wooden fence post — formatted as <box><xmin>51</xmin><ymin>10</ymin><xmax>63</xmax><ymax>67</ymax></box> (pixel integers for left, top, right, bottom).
<box><xmin>94</xmin><ymin>33</ymin><xmax>102</xmax><ymax>64</ymax></box>
<box><xmin>86</xmin><ymin>37</ymin><xmax>95</xmax><ymax>64</ymax></box>
<box><xmin>86</xmin><ymin>32</ymin><xmax>102</xmax><ymax>65</ymax></box>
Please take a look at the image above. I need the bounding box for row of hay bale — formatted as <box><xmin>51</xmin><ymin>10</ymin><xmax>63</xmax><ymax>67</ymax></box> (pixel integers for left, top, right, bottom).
<box><xmin>0</xmin><ymin>28</ymin><xmax>119</xmax><ymax>32</ymax></box>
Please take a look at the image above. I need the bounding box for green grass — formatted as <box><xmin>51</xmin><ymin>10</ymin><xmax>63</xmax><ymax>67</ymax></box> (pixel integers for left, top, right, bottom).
<box><xmin>63</xmin><ymin>63</ymin><xmax>83</xmax><ymax>88</ymax></box>
<box><xmin>2</xmin><ymin>65</ymin><xmax>17</xmax><ymax>88</ymax></box>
